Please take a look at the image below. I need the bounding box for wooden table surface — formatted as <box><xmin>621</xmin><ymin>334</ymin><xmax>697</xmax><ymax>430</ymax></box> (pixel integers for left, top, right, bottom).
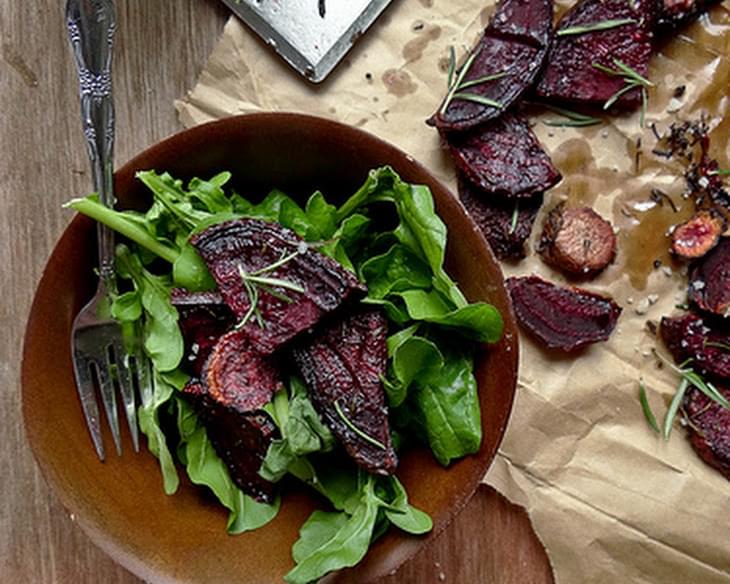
<box><xmin>0</xmin><ymin>2</ymin><xmax>554</xmax><ymax>582</ymax></box>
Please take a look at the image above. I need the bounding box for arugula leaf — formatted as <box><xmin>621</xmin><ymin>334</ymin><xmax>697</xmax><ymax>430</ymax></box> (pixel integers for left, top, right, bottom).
<box><xmin>304</xmin><ymin>191</ymin><xmax>338</xmax><ymax>239</ymax></box>
<box><xmin>411</xmin><ymin>347</ymin><xmax>482</xmax><ymax>466</ymax></box>
<box><xmin>137</xmin><ymin>371</ymin><xmax>180</xmax><ymax>494</ymax></box>
<box><xmin>386</xmin><ymin>335</ymin><xmax>444</xmax><ymax>407</ymax></box>
<box><xmin>115</xmin><ymin>245</ymin><xmax>184</xmax><ymax>372</ymax></box>
<box><xmin>397</xmin><ymin>289</ymin><xmax>503</xmax><ymax>343</ymax></box>
<box><xmin>285</xmin><ymin>472</ymin><xmax>431</xmax><ymax>583</ymax></box>
<box><xmin>359</xmin><ymin>243</ymin><xmax>432</xmax><ymax>299</ymax></box>
<box><xmin>176</xmin><ymin>398</ymin><xmax>280</xmax><ymax>534</ymax></box>
<box><xmin>260</xmin><ymin>377</ymin><xmax>334</xmax><ymax>483</ymax></box>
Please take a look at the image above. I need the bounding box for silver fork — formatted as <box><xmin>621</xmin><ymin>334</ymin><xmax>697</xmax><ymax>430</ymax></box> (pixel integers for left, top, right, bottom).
<box><xmin>67</xmin><ymin>0</ymin><xmax>151</xmax><ymax>460</ymax></box>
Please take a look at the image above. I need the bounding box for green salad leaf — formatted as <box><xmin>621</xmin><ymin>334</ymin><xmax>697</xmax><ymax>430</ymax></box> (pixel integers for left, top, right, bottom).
<box><xmin>176</xmin><ymin>398</ymin><xmax>280</xmax><ymax>534</ymax></box>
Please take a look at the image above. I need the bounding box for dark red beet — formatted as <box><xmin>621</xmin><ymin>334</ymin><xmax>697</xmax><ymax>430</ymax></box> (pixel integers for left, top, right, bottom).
<box><xmin>191</xmin><ymin>218</ymin><xmax>366</xmax><ymax>355</ymax></box>
<box><xmin>656</xmin><ymin>0</ymin><xmax>722</xmax><ymax>31</ymax></box>
<box><xmin>683</xmin><ymin>383</ymin><xmax>730</xmax><ymax>480</ymax></box>
<box><xmin>660</xmin><ymin>313</ymin><xmax>730</xmax><ymax>380</ymax></box>
<box><xmin>182</xmin><ymin>380</ymin><xmax>279</xmax><ymax>503</ymax></box>
<box><xmin>537</xmin><ymin>204</ymin><xmax>617</xmax><ymax>276</ymax></box>
<box><xmin>507</xmin><ymin>275</ymin><xmax>622</xmax><ymax>351</ymax></box>
<box><xmin>171</xmin><ymin>289</ymin><xmax>234</xmax><ymax>377</ymax></box>
<box><xmin>536</xmin><ymin>0</ymin><xmax>655</xmax><ymax>108</ymax></box>
<box><xmin>204</xmin><ymin>328</ymin><xmax>284</xmax><ymax>413</ymax></box>
<box><xmin>293</xmin><ymin>308</ymin><xmax>397</xmax><ymax>475</ymax></box>
<box><xmin>428</xmin><ymin>0</ymin><xmax>553</xmax><ymax>131</ymax></box>
<box><xmin>688</xmin><ymin>238</ymin><xmax>730</xmax><ymax>317</ymax></box>
<box><xmin>458</xmin><ymin>174</ymin><xmax>543</xmax><ymax>260</ymax></box>
<box><xmin>446</xmin><ymin>113</ymin><xmax>561</xmax><ymax>199</ymax></box>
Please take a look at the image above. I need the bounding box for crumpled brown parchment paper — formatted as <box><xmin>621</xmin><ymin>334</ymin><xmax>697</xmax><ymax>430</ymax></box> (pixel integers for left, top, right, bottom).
<box><xmin>176</xmin><ymin>2</ymin><xmax>730</xmax><ymax>582</ymax></box>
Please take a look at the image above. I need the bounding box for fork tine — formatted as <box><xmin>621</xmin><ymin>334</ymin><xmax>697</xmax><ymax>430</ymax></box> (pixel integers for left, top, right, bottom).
<box><xmin>113</xmin><ymin>341</ymin><xmax>139</xmax><ymax>453</ymax></box>
<box><xmin>96</xmin><ymin>353</ymin><xmax>122</xmax><ymax>456</ymax></box>
<box><xmin>136</xmin><ymin>353</ymin><xmax>153</xmax><ymax>409</ymax></box>
<box><xmin>72</xmin><ymin>353</ymin><xmax>105</xmax><ymax>461</ymax></box>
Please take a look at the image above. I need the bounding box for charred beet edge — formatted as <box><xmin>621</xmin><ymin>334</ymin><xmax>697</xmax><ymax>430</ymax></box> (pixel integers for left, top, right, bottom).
<box><xmin>182</xmin><ymin>380</ymin><xmax>279</xmax><ymax>503</ymax></box>
<box><xmin>656</xmin><ymin>0</ymin><xmax>722</xmax><ymax>32</ymax></box>
<box><xmin>428</xmin><ymin>0</ymin><xmax>553</xmax><ymax>131</ymax></box>
<box><xmin>683</xmin><ymin>383</ymin><xmax>730</xmax><ymax>480</ymax></box>
<box><xmin>446</xmin><ymin>113</ymin><xmax>562</xmax><ymax>199</ymax></box>
<box><xmin>538</xmin><ymin>203</ymin><xmax>617</xmax><ymax>277</ymax></box>
<box><xmin>536</xmin><ymin>0</ymin><xmax>655</xmax><ymax>107</ymax></box>
<box><xmin>688</xmin><ymin>237</ymin><xmax>730</xmax><ymax>317</ymax></box>
<box><xmin>191</xmin><ymin>218</ymin><xmax>366</xmax><ymax>355</ymax></box>
<box><xmin>204</xmin><ymin>328</ymin><xmax>284</xmax><ymax>413</ymax></box>
<box><xmin>507</xmin><ymin>275</ymin><xmax>622</xmax><ymax>351</ymax></box>
<box><xmin>660</xmin><ymin>313</ymin><xmax>730</xmax><ymax>380</ymax></box>
<box><xmin>293</xmin><ymin>308</ymin><xmax>397</xmax><ymax>475</ymax></box>
<box><xmin>458</xmin><ymin>174</ymin><xmax>543</xmax><ymax>260</ymax></box>
<box><xmin>171</xmin><ymin>289</ymin><xmax>234</xmax><ymax>377</ymax></box>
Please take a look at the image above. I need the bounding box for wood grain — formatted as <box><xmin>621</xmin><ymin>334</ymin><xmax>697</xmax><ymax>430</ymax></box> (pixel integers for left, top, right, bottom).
<box><xmin>0</xmin><ymin>2</ymin><xmax>553</xmax><ymax>582</ymax></box>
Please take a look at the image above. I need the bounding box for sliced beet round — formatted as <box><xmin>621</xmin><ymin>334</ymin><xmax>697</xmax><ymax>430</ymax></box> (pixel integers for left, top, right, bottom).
<box><xmin>191</xmin><ymin>218</ymin><xmax>366</xmax><ymax>354</ymax></box>
<box><xmin>538</xmin><ymin>204</ymin><xmax>617</xmax><ymax>277</ymax></box>
<box><xmin>507</xmin><ymin>275</ymin><xmax>622</xmax><ymax>351</ymax></box>
<box><xmin>428</xmin><ymin>0</ymin><xmax>553</xmax><ymax>131</ymax></box>
<box><xmin>446</xmin><ymin>113</ymin><xmax>561</xmax><ymax>199</ymax></box>
<box><xmin>688</xmin><ymin>237</ymin><xmax>730</xmax><ymax>317</ymax></box>
<box><xmin>683</xmin><ymin>383</ymin><xmax>730</xmax><ymax>481</ymax></box>
<box><xmin>204</xmin><ymin>328</ymin><xmax>284</xmax><ymax>413</ymax></box>
<box><xmin>660</xmin><ymin>313</ymin><xmax>730</xmax><ymax>380</ymax></box>
<box><xmin>671</xmin><ymin>210</ymin><xmax>726</xmax><ymax>260</ymax></box>
<box><xmin>293</xmin><ymin>308</ymin><xmax>397</xmax><ymax>475</ymax></box>
<box><xmin>458</xmin><ymin>174</ymin><xmax>543</xmax><ymax>261</ymax></box>
<box><xmin>182</xmin><ymin>380</ymin><xmax>279</xmax><ymax>503</ymax></box>
<box><xmin>171</xmin><ymin>289</ymin><xmax>234</xmax><ymax>377</ymax></box>
<box><xmin>536</xmin><ymin>0</ymin><xmax>655</xmax><ymax>108</ymax></box>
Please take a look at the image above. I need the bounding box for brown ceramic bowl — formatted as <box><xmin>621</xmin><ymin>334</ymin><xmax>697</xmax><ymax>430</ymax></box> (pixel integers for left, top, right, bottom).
<box><xmin>22</xmin><ymin>113</ymin><xmax>518</xmax><ymax>583</ymax></box>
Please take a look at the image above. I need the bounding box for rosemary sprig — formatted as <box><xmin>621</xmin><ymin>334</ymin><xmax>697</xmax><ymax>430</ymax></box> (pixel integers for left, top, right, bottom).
<box><xmin>542</xmin><ymin>105</ymin><xmax>602</xmax><ymax>127</ymax></box>
<box><xmin>704</xmin><ymin>340</ymin><xmax>730</xmax><ymax>352</ymax></box>
<box><xmin>334</xmin><ymin>400</ymin><xmax>387</xmax><ymax>450</ymax></box>
<box><xmin>638</xmin><ymin>380</ymin><xmax>660</xmax><ymax>433</ymax></box>
<box><xmin>236</xmin><ymin>250</ymin><xmax>305</xmax><ymax>329</ymax></box>
<box><xmin>663</xmin><ymin>378</ymin><xmax>688</xmax><ymax>439</ymax></box>
<box><xmin>651</xmin><ymin>350</ymin><xmax>730</xmax><ymax>439</ymax></box>
<box><xmin>508</xmin><ymin>203</ymin><xmax>519</xmax><ymax>234</ymax></box>
<box><xmin>593</xmin><ymin>59</ymin><xmax>653</xmax><ymax>126</ymax></box>
<box><xmin>557</xmin><ymin>18</ymin><xmax>637</xmax><ymax>37</ymax></box>
<box><xmin>440</xmin><ymin>47</ymin><xmax>505</xmax><ymax>115</ymax></box>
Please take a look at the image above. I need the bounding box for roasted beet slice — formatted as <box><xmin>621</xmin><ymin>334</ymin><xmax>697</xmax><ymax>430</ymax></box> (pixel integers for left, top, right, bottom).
<box><xmin>182</xmin><ymin>380</ymin><xmax>279</xmax><ymax>503</ymax></box>
<box><xmin>458</xmin><ymin>174</ymin><xmax>542</xmax><ymax>260</ymax></box>
<box><xmin>660</xmin><ymin>313</ymin><xmax>730</xmax><ymax>380</ymax></box>
<box><xmin>171</xmin><ymin>289</ymin><xmax>234</xmax><ymax>376</ymax></box>
<box><xmin>683</xmin><ymin>383</ymin><xmax>730</xmax><ymax>480</ymax></box>
<box><xmin>428</xmin><ymin>0</ymin><xmax>553</xmax><ymax>131</ymax></box>
<box><xmin>656</xmin><ymin>0</ymin><xmax>722</xmax><ymax>31</ymax></box>
<box><xmin>688</xmin><ymin>238</ymin><xmax>730</xmax><ymax>317</ymax></box>
<box><xmin>536</xmin><ymin>0</ymin><xmax>655</xmax><ymax>107</ymax></box>
<box><xmin>538</xmin><ymin>204</ymin><xmax>617</xmax><ymax>276</ymax></box>
<box><xmin>671</xmin><ymin>210</ymin><xmax>726</xmax><ymax>259</ymax></box>
<box><xmin>507</xmin><ymin>275</ymin><xmax>622</xmax><ymax>351</ymax></box>
<box><xmin>191</xmin><ymin>218</ymin><xmax>366</xmax><ymax>354</ymax></box>
<box><xmin>293</xmin><ymin>308</ymin><xmax>397</xmax><ymax>475</ymax></box>
<box><xmin>446</xmin><ymin>113</ymin><xmax>561</xmax><ymax>199</ymax></box>
<box><xmin>204</xmin><ymin>328</ymin><xmax>284</xmax><ymax>413</ymax></box>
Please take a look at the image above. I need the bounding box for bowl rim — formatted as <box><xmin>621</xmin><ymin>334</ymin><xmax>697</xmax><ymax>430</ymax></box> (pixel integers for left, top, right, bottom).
<box><xmin>22</xmin><ymin>112</ymin><xmax>519</xmax><ymax>584</ymax></box>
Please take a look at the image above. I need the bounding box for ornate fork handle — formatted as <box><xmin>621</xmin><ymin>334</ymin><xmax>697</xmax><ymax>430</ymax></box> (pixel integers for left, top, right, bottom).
<box><xmin>66</xmin><ymin>0</ymin><xmax>116</xmax><ymax>282</ymax></box>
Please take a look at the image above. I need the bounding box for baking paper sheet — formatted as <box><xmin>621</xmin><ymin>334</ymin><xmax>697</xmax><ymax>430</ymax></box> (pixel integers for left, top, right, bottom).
<box><xmin>176</xmin><ymin>2</ymin><xmax>730</xmax><ymax>581</ymax></box>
